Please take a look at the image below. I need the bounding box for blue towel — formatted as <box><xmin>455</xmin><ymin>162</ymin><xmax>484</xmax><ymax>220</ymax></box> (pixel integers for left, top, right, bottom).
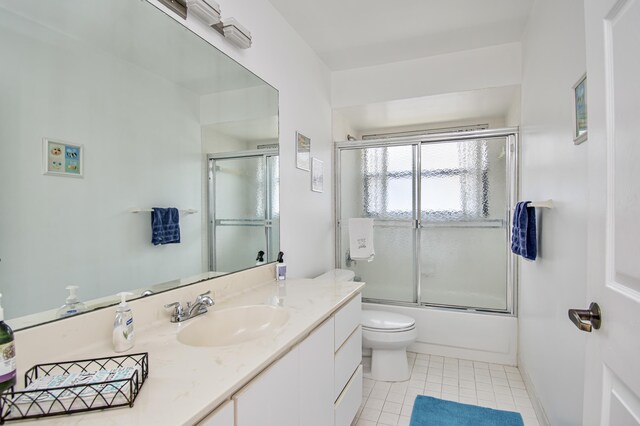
<box><xmin>151</xmin><ymin>207</ymin><xmax>180</xmax><ymax>246</ymax></box>
<box><xmin>511</xmin><ymin>201</ymin><xmax>537</xmax><ymax>260</ymax></box>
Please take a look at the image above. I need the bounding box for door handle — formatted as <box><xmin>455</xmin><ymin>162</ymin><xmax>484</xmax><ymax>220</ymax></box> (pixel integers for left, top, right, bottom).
<box><xmin>568</xmin><ymin>302</ymin><xmax>601</xmax><ymax>332</ymax></box>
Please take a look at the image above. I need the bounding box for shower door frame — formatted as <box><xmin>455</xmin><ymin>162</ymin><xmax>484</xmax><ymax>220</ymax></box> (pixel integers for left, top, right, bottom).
<box><xmin>207</xmin><ymin>148</ymin><xmax>278</xmax><ymax>272</ymax></box>
<box><xmin>335</xmin><ymin>127</ymin><xmax>519</xmax><ymax>316</ymax></box>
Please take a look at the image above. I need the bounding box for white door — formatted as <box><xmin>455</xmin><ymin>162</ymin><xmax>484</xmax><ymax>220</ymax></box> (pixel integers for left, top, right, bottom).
<box><xmin>582</xmin><ymin>1</ymin><xmax>640</xmax><ymax>425</ymax></box>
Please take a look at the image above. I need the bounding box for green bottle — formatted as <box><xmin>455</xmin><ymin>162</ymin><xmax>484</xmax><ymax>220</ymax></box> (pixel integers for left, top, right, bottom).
<box><xmin>0</xmin><ymin>293</ymin><xmax>16</xmax><ymax>393</ymax></box>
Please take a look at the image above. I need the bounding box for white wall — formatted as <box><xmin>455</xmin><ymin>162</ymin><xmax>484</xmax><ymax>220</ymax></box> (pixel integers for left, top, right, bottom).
<box><xmin>518</xmin><ymin>1</ymin><xmax>588</xmax><ymax>424</ymax></box>
<box><xmin>332</xmin><ymin>43</ymin><xmax>522</xmax><ymax>109</ymax></box>
<box><xmin>147</xmin><ymin>0</ymin><xmax>334</xmax><ymax>279</ymax></box>
<box><xmin>0</xmin><ymin>14</ymin><xmax>203</xmax><ymax>319</ymax></box>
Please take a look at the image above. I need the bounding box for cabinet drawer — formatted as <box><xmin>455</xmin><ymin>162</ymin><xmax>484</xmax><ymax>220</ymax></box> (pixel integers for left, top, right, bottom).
<box><xmin>334</xmin><ymin>365</ymin><xmax>363</xmax><ymax>426</ymax></box>
<box><xmin>334</xmin><ymin>326</ymin><xmax>362</xmax><ymax>401</ymax></box>
<box><xmin>197</xmin><ymin>400</ymin><xmax>234</xmax><ymax>426</ymax></box>
<box><xmin>334</xmin><ymin>293</ymin><xmax>361</xmax><ymax>351</ymax></box>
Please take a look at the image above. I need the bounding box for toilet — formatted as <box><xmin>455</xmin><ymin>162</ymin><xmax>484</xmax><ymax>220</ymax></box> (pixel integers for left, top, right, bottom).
<box><xmin>362</xmin><ymin>310</ymin><xmax>417</xmax><ymax>382</ymax></box>
<box><xmin>314</xmin><ymin>269</ymin><xmax>417</xmax><ymax>382</ymax></box>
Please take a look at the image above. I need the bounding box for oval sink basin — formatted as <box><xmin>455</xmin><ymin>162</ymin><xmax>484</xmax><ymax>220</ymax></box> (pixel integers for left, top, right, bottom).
<box><xmin>177</xmin><ymin>305</ymin><xmax>289</xmax><ymax>347</ymax></box>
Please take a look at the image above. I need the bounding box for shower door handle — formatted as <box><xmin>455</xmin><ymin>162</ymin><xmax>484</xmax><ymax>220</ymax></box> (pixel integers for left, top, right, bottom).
<box><xmin>568</xmin><ymin>302</ymin><xmax>602</xmax><ymax>332</ymax></box>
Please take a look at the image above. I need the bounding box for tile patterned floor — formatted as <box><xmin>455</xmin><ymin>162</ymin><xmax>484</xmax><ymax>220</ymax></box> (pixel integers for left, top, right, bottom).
<box><xmin>354</xmin><ymin>353</ymin><xmax>540</xmax><ymax>426</ymax></box>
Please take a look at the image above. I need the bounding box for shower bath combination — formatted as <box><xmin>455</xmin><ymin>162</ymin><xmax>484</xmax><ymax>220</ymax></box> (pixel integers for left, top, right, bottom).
<box><xmin>335</xmin><ymin>128</ymin><xmax>519</xmax><ymax>315</ymax></box>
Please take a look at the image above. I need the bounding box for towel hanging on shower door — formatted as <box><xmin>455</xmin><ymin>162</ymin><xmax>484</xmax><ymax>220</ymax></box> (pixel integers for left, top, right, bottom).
<box><xmin>348</xmin><ymin>218</ymin><xmax>375</xmax><ymax>260</ymax></box>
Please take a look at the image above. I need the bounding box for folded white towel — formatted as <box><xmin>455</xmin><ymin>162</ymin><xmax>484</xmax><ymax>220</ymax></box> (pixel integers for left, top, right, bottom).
<box><xmin>349</xmin><ymin>218</ymin><xmax>375</xmax><ymax>260</ymax></box>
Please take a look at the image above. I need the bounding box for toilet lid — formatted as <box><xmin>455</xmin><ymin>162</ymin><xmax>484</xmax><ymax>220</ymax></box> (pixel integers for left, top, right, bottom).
<box><xmin>361</xmin><ymin>310</ymin><xmax>416</xmax><ymax>332</ymax></box>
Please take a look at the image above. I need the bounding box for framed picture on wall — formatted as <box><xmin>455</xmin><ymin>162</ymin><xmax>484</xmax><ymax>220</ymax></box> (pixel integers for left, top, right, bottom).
<box><xmin>311</xmin><ymin>157</ymin><xmax>323</xmax><ymax>193</ymax></box>
<box><xmin>296</xmin><ymin>131</ymin><xmax>311</xmax><ymax>171</ymax></box>
<box><xmin>573</xmin><ymin>73</ymin><xmax>587</xmax><ymax>145</ymax></box>
<box><xmin>42</xmin><ymin>138</ymin><xmax>84</xmax><ymax>177</ymax></box>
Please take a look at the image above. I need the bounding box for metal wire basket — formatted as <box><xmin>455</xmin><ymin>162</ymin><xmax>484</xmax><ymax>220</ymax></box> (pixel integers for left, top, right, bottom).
<box><xmin>0</xmin><ymin>352</ymin><xmax>148</xmax><ymax>423</ymax></box>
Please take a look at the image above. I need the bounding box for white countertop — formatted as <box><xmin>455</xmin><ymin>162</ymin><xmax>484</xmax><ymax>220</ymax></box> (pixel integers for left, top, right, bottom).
<box><xmin>13</xmin><ymin>278</ymin><xmax>364</xmax><ymax>425</ymax></box>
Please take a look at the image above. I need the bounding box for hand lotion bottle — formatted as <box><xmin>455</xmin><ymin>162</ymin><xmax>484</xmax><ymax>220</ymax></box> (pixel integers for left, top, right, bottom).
<box><xmin>56</xmin><ymin>285</ymin><xmax>87</xmax><ymax>318</ymax></box>
<box><xmin>112</xmin><ymin>292</ymin><xmax>135</xmax><ymax>353</ymax></box>
<box><xmin>276</xmin><ymin>251</ymin><xmax>286</xmax><ymax>280</ymax></box>
<box><xmin>0</xmin><ymin>294</ymin><xmax>16</xmax><ymax>393</ymax></box>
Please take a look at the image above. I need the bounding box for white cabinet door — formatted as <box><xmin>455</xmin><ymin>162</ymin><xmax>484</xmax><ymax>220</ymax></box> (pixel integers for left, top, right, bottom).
<box><xmin>299</xmin><ymin>317</ymin><xmax>335</xmax><ymax>426</ymax></box>
<box><xmin>583</xmin><ymin>1</ymin><xmax>640</xmax><ymax>424</ymax></box>
<box><xmin>197</xmin><ymin>400</ymin><xmax>234</xmax><ymax>426</ymax></box>
<box><xmin>234</xmin><ymin>348</ymin><xmax>300</xmax><ymax>426</ymax></box>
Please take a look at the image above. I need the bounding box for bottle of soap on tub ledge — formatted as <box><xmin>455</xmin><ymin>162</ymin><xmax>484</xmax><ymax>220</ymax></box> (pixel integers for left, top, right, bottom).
<box><xmin>56</xmin><ymin>285</ymin><xmax>87</xmax><ymax>318</ymax></box>
<box><xmin>256</xmin><ymin>250</ymin><xmax>265</xmax><ymax>266</ymax></box>
<box><xmin>276</xmin><ymin>251</ymin><xmax>286</xmax><ymax>281</ymax></box>
<box><xmin>0</xmin><ymin>293</ymin><xmax>16</xmax><ymax>393</ymax></box>
<box><xmin>113</xmin><ymin>292</ymin><xmax>135</xmax><ymax>353</ymax></box>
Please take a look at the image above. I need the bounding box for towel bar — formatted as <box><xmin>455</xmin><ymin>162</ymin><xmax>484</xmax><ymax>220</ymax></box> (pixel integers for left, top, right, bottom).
<box><xmin>130</xmin><ymin>208</ymin><xmax>198</xmax><ymax>214</ymax></box>
<box><xmin>527</xmin><ymin>199</ymin><xmax>553</xmax><ymax>209</ymax></box>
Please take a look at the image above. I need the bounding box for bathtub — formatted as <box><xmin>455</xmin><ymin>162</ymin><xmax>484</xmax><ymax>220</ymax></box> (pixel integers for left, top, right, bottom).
<box><xmin>362</xmin><ymin>302</ymin><xmax>517</xmax><ymax>365</ymax></box>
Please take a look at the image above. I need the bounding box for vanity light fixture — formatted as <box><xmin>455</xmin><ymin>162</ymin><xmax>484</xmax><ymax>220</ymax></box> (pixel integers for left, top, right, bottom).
<box><xmin>159</xmin><ymin>0</ymin><xmax>252</xmax><ymax>49</ymax></box>
<box><xmin>158</xmin><ymin>0</ymin><xmax>187</xmax><ymax>19</ymax></box>
<box><xmin>213</xmin><ymin>18</ymin><xmax>252</xmax><ymax>49</ymax></box>
<box><xmin>186</xmin><ymin>0</ymin><xmax>221</xmax><ymax>26</ymax></box>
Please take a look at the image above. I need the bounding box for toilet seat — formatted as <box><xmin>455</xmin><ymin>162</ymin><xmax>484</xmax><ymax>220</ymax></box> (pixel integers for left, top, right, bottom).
<box><xmin>361</xmin><ymin>310</ymin><xmax>416</xmax><ymax>332</ymax></box>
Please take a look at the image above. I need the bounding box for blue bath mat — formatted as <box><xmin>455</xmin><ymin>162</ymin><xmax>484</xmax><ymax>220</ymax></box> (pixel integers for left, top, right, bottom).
<box><xmin>410</xmin><ymin>395</ymin><xmax>524</xmax><ymax>426</ymax></box>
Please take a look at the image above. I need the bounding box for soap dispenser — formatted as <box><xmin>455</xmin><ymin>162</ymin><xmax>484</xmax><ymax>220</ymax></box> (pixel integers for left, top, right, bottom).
<box><xmin>276</xmin><ymin>251</ymin><xmax>286</xmax><ymax>280</ymax></box>
<box><xmin>56</xmin><ymin>286</ymin><xmax>87</xmax><ymax>318</ymax></box>
<box><xmin>256</xmin><ymin>250</ymin><xmax>265</xmax><ymax>265</ymax></box>
<box><xmin>0</xmin><ymin>293</ymin><xmax>16</xmax><ymax>393</ymax></box>
<box><xmin>112</xmin><ymin>292</ymin><xmax>135</xmax><ymax>353</ymax></box>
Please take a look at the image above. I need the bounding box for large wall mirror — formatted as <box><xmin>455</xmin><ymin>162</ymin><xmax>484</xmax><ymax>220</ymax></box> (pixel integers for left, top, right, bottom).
<box><xmin>0</xmin><ymin>0</ymin><xmax>279</xmax><ymax>329</ymax></box>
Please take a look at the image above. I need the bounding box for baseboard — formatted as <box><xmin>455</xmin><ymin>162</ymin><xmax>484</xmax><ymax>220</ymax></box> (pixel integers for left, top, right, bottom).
<box><xmin>518</xmin><ymin>355</ymin><xmax>551</xmax><ymax>426</ymax></box>
<box><xmin>408</xmin><ymin>341</ymin><xmax>517</xmax><ymax>366</ymax></box>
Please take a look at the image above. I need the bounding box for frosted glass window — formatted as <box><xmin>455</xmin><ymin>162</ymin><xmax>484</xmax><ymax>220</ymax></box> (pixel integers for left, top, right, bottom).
<box><xmin>387</xmin><ymin>178</ymin><xmax>413</xmax><ymax>214</ymax></box>
<box><xmin>361</xmin><ymin>145</ymin><xmax>414</xmax><ymax>219</ymax></box>
<box><xmin>421</xmin><ymin>140</ymin><xmax>497</xmax><ymax>221</ymax></box>
<box><xmin>424</xmin><ymin>175</ymin><xmax>462</xmax><ymax>212</ymax></box>
<box><xmin>422</xmin><ymin>142</ymin><xmax>460</xmax><ymax>170</ymax></box>
<box><xmin>388</xmin><ymin>150</ymin><xmax>413</xmax><ymax>173</ymax></box>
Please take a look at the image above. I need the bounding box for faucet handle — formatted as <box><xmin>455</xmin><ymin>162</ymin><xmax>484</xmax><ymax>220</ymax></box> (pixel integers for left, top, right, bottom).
<box><xmin>164</xmin><ymin>301</ymin><xmax>184</xmax><ymax>314</ymax></box>
<box><xmin>197</xmin><ymin>290</ymin><xmax>211</xmax><ymax>298</ymax></box>
<box><xmin>164</xmin><ymin>301</ymin><xmax>186</xmax><ymax>322</ymax></box>
<box><xmin>196</xmin><ymin>290</ymin><xmax>215</xmax><ymax>307</ymax></box>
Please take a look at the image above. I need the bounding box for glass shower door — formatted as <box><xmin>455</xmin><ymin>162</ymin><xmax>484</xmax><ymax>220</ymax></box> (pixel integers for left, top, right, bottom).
<box><xmin>419</xmin><ymin>138</ymin><xmax>509</xmax><ymax>310</ymax></box>
<box><xmin>209</xmin><ymin>151</ymin><xmax>277</xmax><ymax>272</ymax></box>
<box><xmin>266</xmin><ymin>154</ymin><xmax>280</xmax><ymax>263</ymax></box>
<box><xmin>338</xmin><ymin>145</ymin><xmax>417</xmax><ymax>303</ymax></box>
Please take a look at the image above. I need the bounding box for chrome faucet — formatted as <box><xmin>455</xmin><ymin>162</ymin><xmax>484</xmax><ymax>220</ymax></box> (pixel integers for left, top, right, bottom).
<box><xmin>164</xmin><ymin>291</ymin><xmax>215</xmax><ymax>323</ymax></box>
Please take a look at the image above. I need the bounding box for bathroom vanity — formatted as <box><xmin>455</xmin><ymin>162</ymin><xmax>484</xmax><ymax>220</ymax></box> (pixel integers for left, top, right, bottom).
<box><xmin>13</xmin><ymin>267</ymin><xmax>363</xmax><ymax>425</ymax></box>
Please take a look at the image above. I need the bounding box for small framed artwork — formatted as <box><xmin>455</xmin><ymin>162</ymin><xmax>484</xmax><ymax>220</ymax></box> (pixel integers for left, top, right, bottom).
<box><xmin>43</xmin><ymin>138</ymin><xmax>83</xmax><ymax>177</ymax></box>
<box><xmin>311</xmin><ymin>157</ymin><xmax>323</xmax><ymax>193</ymax></box>
<box><xmin>573</xmin><ymin>73</ymin><xmax>587</xmax><ymax>145</ymax></box>
<box><xmin>296</xmin><ymin>131</ymin><xmax>311</xmax><ymax>171</ymax></box>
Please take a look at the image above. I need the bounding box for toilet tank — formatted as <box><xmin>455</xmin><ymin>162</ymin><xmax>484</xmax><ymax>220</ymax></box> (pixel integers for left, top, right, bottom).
<box><xmin>314</xmin><ymin>269</ymin><xmax>355</xmax><ymax>282</ymax></box>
